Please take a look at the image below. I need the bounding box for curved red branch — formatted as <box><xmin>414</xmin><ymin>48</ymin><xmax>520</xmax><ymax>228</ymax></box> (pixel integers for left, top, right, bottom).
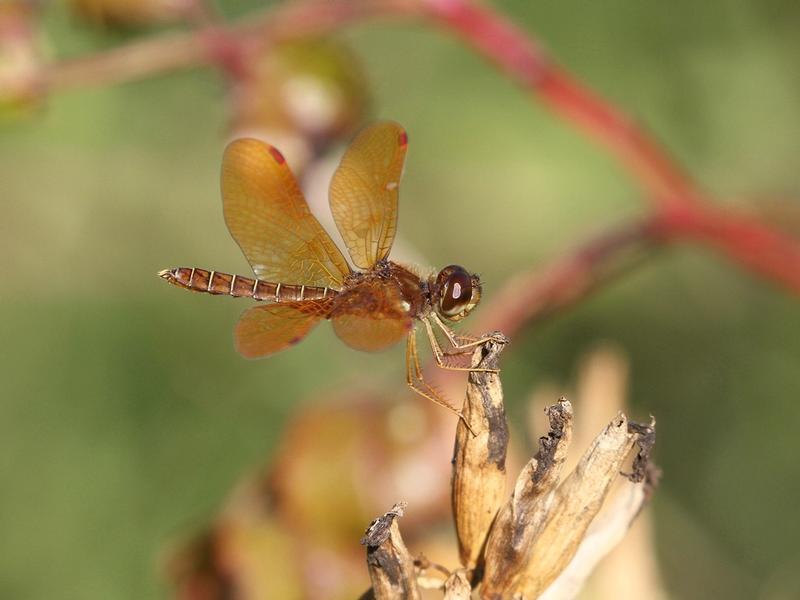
<box><xmin>423</xmin><ymin>0</ymin><xmax>800</xmax><ymax>295</ymax></box>
<box><xmin>35</xmin><ymin>0</ymin><xmax>800</xmax><ymax>296</ymax></box>
<box><xmin>423</xmin><ymin>0</ymin><xmax>702</xmax><ymax>208</ymax></box>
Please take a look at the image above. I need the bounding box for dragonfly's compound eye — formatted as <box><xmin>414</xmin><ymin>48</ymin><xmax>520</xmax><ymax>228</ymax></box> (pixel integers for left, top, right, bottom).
<box><xmin>438</xmin><ymin>265</ymin><xmax>473</xmax><ymax>318</ymax></box>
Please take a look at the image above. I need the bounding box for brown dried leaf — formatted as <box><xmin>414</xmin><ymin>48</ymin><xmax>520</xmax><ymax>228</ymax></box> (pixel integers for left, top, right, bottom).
<box><xmin>512</xmin><ymin>413</ymin><xmax>637</xmax><ymax>597</ymax></box>
<box><xmin>537</xmin><ymin>480</ymin><xmax>647</xmax><ymax>600</ymax></box>
<box><xmin>362</xmin><ymin>503</ymin><xmax>420</xmax><ymax>600</ymax></box>
<box><xmin>451</xmin><ymin>334</ymin><xmax>509</xmax><ymax>568</ymax></box>
<box><xmin>481</xmin><ymin>399</ymin><xmax>574</xmax><ymax>598</ymax></box>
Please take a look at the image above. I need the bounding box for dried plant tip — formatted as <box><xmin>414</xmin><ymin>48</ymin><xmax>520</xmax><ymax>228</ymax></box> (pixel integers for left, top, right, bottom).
<box><xmin>452</xmin><ymin>332</ymin><xmax>509</xmax><ymax>569</ymax></box>
<box><xmin>362</xmin><ymin>502</ymin><xmax>420</xmax><ymax>600</ymax></box>
<box><xmin>538</xmin><ymin>419</ymin><xmax>660</xmax><ymax>598</ymax></box>
<box><xmin>534</xmin><ymin>398</ymin><xmax>573</xmax><ymax>484</ymax></box>
<box><xmin>481</xmin><ymin>399</ymin><xmax>574</xmax><ymax>597</ymax></box>
<box><xmin>511</xmin><ymin>413</ymin><xmax>639</xmax><ymax>597</ymax></box>
<box><xmin>625</xmin><ymin>418</ymin><xmax>659</xmax><ymax>488</ymax></box>
<box><xmin>361</xmin><ymin>501</ymin><xmax>408</xmax><ymax>547</ymax></box>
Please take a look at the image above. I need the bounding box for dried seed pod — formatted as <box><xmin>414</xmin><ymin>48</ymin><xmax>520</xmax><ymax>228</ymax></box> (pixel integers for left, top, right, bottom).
<box><xmin>361</xmin><ymin>502</ymin><xmax>420</xmax><ymax>600</ymax></box>
<box><xmin>537</xmin><ymin>419</ymin><xmax>658</xmax><ymax>599</ymax></box>
<box><xmin>538</xmin><ymin>479</ymin><xmax>649</xmax><ymax>599</ymax></box>
<box><xmin>511</xmin><ymin>413</ymin><xmax>639</xmax><ymax>597</ymax></box>
<box><xmin>451</xmin><ymin>334</ymin><xmax>509</xmax><ymax>569</ymax></box>
<box><xmin>480</xmin><ymin>399</ymin><xmax>574</xmax><ymax>597</ymax></box>
<box><xmin>229</xmin><ymin>37</ymin><xmax>369</xmax><ymax>171</ymax></box>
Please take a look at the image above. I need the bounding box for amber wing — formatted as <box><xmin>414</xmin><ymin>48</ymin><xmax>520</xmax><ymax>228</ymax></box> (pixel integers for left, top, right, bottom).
<box><xmin>331</xmin><ymin>280</ymin><xmax>412</xmax><ymax>352</ymax></box>
<box><xmin>329</xmin><ymin>121</ymin><xmax>408</xmax><ymax>270</ymax></box>
<box><xmin>235</xmin><ymin>299</ymin><xmax>334</xmax><ymax>359</ymax></box>
<box><xmin>222</xmin><ymin>138</ymin><xmax>351</xmax><ymax>288</ymax></box>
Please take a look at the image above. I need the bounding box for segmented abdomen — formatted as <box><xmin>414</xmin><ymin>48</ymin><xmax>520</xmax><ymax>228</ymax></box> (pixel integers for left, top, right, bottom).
<box><xmin>159</xmin><ymin>267</ymin><xmax>335</xmax><ymax>301</ymax></box>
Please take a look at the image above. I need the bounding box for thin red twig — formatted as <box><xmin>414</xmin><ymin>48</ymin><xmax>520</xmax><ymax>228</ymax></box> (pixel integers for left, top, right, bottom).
<box><xmin>43</xmin><ymin>0</ymin><xmax>419</xmax><ymax>91</ymax></box>
<box><xmin>655</xmin><ymin>206</ymin><xmax>800</xmax><ymax>291</ymax></box>
<box><xmin>474</xmin><ymin>216</ymin><xmax>659</xmax><ymax>339</ymax></box>
<box><xmin>427</xmin><ymin>214</ymin><xmax>659</xmax><ymax>391</ymax></box>
<box><xmin>422</xmin><ymin>0</ymin><xmax>800</xmax><ymax>295</ymax></box>
<box><xmin>31</xmin><ymin>0</ymin><xmax>800</xmax><ymax>297</ymax></box>
<box><xmin>423</xmin><ymin>0</ymin><xmax>702</xmax><ymax>209</ymax></box>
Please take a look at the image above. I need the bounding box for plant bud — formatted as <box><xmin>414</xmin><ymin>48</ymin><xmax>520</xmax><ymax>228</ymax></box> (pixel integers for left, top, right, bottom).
<box><xmin>229</xmin><ymin>38</ymin><xmax>370</xmax><ymax>171</ymax></box>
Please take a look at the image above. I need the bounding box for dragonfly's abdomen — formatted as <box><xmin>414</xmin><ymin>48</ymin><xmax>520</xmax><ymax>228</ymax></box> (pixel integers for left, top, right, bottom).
<box><xmin>159</xmin><ymin>267</ymin><xmax>336</xmax><ymax>302</ymax></box>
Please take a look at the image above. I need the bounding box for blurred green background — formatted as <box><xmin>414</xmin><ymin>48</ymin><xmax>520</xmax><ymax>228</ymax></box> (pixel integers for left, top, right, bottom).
<box><xmin>2</xmin><ymin>0</ymin><xmax>800</xmax><ymax>598</ymax></box>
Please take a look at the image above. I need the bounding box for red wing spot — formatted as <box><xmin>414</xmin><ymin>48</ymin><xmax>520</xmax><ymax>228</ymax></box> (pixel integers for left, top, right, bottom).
<box><xmin>398</xmin><ymin>131</ymin><xmax>408</xmax><ymax>147</ymax></box>
<box><xmin>268</xmin><ymin>146</ymin><xmax>286</xmax><ymax>164</ymax></box>
<box><xmin>289</xmin><ymin>336</ymin><xmax>302</xmax><ymax>345</ymax></box>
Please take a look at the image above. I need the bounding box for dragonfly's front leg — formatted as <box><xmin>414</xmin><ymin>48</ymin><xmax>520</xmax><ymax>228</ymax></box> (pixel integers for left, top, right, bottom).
<box><xmin>422</xmin><ymin>316</ymin><xmax>500</xmax><ymax>374</ymax></box>
<box><xmin>405</xmin><ymin>329</ymin><xmax>475</xmax><ymax>435</ymax></box>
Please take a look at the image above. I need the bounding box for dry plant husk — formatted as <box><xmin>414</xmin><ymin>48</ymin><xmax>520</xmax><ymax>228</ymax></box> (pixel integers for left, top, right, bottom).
<box><xmin>361</xmin><ymin>336</ymin><xmax>658</xmax><ymax>599</ymax></box>
<box><xmin>451</xmin><ymin>335</ymin><xmax>509</xmax><ymax>569</ymax></box>
<box><xmin>360</xmin><ymin>502</ymin><xmax>420</xmax><ymax>600</ymax></box>
<box><xmin>167</xmin><ymin>340</ymin><xmax>657</xmax><ymax>600</ymax></box>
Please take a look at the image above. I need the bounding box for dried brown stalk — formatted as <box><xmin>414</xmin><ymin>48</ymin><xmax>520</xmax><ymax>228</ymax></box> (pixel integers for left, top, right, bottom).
<box><xmin>451</xmin><ymin>333</ymin><xmax>510</xmax><ymax>570</ymax></box>
<box><xmin>516</xmin><ymin>347</ymin><xmax>663</xmax><ymax>600</ymax></box>
<box><xmin>360</xmin><ymin>335</ymin><xmax>658</xmax><ymax>599</ymax></box>
<box><xmin>538</xmin><ymin>479</ymin><xmax>648</xmax><ymax>600</ymax></box>
<box><xmin>512</xmin><ymin>414</ymin><xmax>640</xmax><ymax>597</ymax></box>
<box><xmin>361</xmin><ymin>502</ymin><xmax>421</xmax><ymax>600</ymax></box>
<box><xmin>167</xmin><ymin>339</ymin><xmax>659</xmax><ymax>599</ymax></box>
<box><xmin>471</xmin><ymin>217</ymin><xmax>656</xmax><ymax>341</ymax></box>
<box><xmin>480</xmin><ymin>398</ymin><xmax>574</xmax><ymax>598</ymax></box>
<box><xmin>34</xmin><ymin>0</ymin><xmax>800</xmax><ymax>295</ymax></box>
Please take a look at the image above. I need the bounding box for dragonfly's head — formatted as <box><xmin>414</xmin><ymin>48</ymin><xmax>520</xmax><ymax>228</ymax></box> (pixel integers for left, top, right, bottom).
<box><xmin>431</xmin><ymin>265</ymin><xmax>482</xmax><ymax>322</ymax></box>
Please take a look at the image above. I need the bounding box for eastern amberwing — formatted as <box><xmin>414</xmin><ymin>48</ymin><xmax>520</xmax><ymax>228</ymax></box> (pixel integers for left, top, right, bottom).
<box><xmin>159</xmin><ymin>121</ymin><xmax>498</xmax><ymax>421</ymax></box>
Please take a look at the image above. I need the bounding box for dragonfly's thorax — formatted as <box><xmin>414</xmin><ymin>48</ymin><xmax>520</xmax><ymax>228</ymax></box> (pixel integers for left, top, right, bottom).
<box><xmin>386</xmin><ymin>261</ymin><xmax>432</xmax><ymax>318</ymax></box>
<box><xmin>341</xmin><ymin>260</ymin><xmax>432</xmax><ymax>319</ymax></box>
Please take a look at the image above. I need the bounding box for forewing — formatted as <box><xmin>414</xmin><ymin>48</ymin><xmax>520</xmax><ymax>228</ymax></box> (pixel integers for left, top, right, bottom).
<box><xmin>331</xmin><ymin>281</ymin><xmax>411</xmax><ymax>352</ymax></box>
<box><xmin>234</xmin><ymin>300</ymin><xmax>332</xmax><ymax>359</ymax></box>
<box><xmin>329</xmin><ymin>121</ymin><xmax>408</xmax><ymax>269</ymax></box>
<box><xmin>222</xmin><ymin>138</ymin><xmax>351</xmax><ymax>288</ymax></box>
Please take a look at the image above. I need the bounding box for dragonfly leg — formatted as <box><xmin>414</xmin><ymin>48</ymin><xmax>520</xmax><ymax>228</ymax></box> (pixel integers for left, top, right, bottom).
<box><xmin>424</xmin><ymin>315</ymin><xmax>500</xmax><ymax>373</ymax></box>
<box><xmin>406</xmin><ymin>330</ymin><xmax>475</xmax><ymax>435</ymax></box>
<box><xmin>431</xmin><ymin>313</ymin><xmax>507</xmax><ymax>353</ymax></box>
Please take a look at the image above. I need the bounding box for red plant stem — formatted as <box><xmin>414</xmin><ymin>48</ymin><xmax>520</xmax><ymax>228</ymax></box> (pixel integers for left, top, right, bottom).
<box><xmin>655</xmin><ymin>206</ymin><xmax>800</xmax><ymax>292</ymax></box>
<box><xmin>43</xmin><ymin>0</ymin><xmax>419</xmax><ymax>91</ymax></box>
<box><xmin>423</xmin><ymin>0</ymin><xmax>701</xmax><ymax>209</ymax></box>
<box><xmin>465</xmin><ymin>205</ymin><xmax>800</xmax><ymax>346</ymax></box>
<box><xmin>428</xmin><ymin>215</ymin><xmax>658</xmax><ymax>390</ymax></box>
<box><xmin>423</xmin><ymin>0</ymin><xmax>800</xmax><ymax>295</ymax></box>
<box><xmin>474</xmin><ymin>216</ymin><xmax>658</xmax><ymax>339</ymax></box>
<box><xmin>37</xmin><ymin>0</ymin><xmax>800</xmax><ymax>295</ymax></box>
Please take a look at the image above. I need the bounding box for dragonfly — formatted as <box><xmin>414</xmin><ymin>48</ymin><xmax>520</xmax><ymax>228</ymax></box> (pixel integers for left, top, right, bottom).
<box><xmin>159</xmin><ymin>121</ymin><xmax>499</xmax><ymax>422</ymax></box>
